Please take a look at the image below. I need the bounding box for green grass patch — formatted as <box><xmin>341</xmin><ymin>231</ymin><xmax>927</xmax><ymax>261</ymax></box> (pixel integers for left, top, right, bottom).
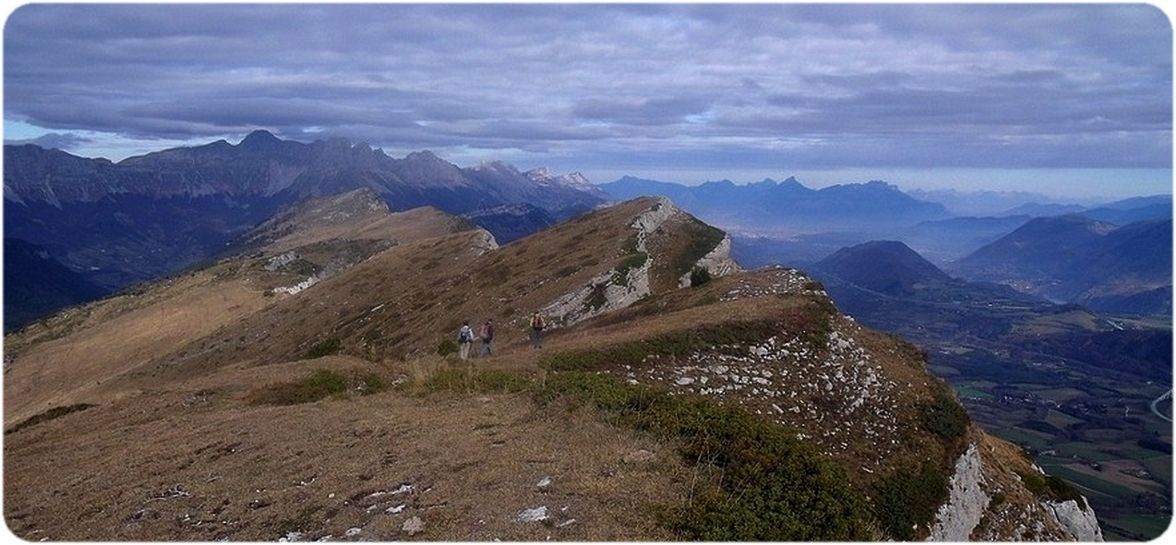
<box><xmin>541</xmin><ymin>320</ymin><xmax>786</xmax><ymax>372</ymax></box>
<box><xmin>539</xmin><ymin>372</ymin><xmax>869</xmax><ymax>540</ymax></box>
<box><xmin>424</xmin><ymin>367</ymin><xmax>532</xmax><ymax>394</ymax></box>
<box><xmin>873</xmin><ymin>465</ymin><xmax>950</xmax><ymax>540</ymax></box>
<box><xmin>6</xmin><ymin>403</ymin><xmax>98</xmax><ymax>434</ymax></box>
<box><xmin>305</xmin><ymin>337</ymin><xmax>342</xmax><ymax>359</ymax></box>
<box><xmin>248</xmin><ymin>369</ymin><xmax>349</xmax><ymax>406</ymax></box>
<box><xmin>1037</xmin><ymin>464</ymin><xmax>1136</xmax><ymax>501</ymax></box>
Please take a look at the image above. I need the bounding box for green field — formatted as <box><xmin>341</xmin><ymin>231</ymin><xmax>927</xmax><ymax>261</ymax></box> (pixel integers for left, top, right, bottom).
<box><xmin>1041</xmin><ymin>463</ymin><xmax>1139</xmax><ymax>500</ymax></box>
<box><xmin>954</xmin><ymin>385</ymin><xmax>993</xmax><ymax>399</ymax></box>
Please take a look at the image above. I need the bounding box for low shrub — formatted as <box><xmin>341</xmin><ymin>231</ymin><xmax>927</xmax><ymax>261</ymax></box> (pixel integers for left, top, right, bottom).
<box><xmin>689</xmin><ymin>266</ymin><xmax>712</xmax><ymax>287</ymax></box>
<box><xmin>541</xmin><ymin>320</ymin><xmax>786</xmax><ymax>372</ymax></box>
<box><xmin>425</xmin><ymin>368</ymin><xmax>532</xmax><ymax>394</ymax></box>
<box><xmin>248</xmin><ymin>369</ymin><xmax>349</xmax><ymax>406</ymax></box>
<box><xmin>921</xmin><ymin>388</ymin><xmax>970</xmax><ymax>441</ymax></box>
<box><xmin>305</xmin><ymin>337</ymin><xmax>342</xmax><ymax>359</ymax></box>
<box><xmin>539</xmin><ymin>372</ymin><xmax>869</xmax><ymax>540</ymax></box>
<box><xmin>436</xmin><ymin>339</ymin><xmax>458</xmax><ymax>356</ymax></box>
<box><xmin>360</xmin><ymin>373</ymin><xmax>388</xmax><ymax>395</ymax></box>
<box><xmin>873</xmin><ymin>465</ymin><xmax>950</xmax><ymax>540</ymax></box>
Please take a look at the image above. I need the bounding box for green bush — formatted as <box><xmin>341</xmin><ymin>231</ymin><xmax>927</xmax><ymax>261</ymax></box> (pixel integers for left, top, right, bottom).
<box><xmin>540</xmin><ymin>372</ymin><xmax>869</xmax><ymax>540</ymax></box>
<box><xmin>436</xmin><ymin>339</ymin><xmax>458</xmax><ymax>356</ymax></box>
<box><xmin>873</xmin><ymin>465</ymin><xmax>950</xmax><ymax>540</ymax></box>
<box><xmin>921</xmin><ymin>389</ymin><xmax>970</xmax><ymax>440</ymax></box>
<box><xmin>248</xmin><ymin>369</ymin><xmax>349</xmax><ymax>406</ymax></box>
<box><xmin>360</xmin><ymin>373</ymin><xmax>388</xmax><ymax>394</ymax></box>
<box><xmin>305</xmin><ymin>337</ymin><xmax>342</xmax><ymax>359</ymax></box>
<box><xmin>689</xmin><ymin>266</ymin><xmax>712</xmax><ymax>287</ymax></box>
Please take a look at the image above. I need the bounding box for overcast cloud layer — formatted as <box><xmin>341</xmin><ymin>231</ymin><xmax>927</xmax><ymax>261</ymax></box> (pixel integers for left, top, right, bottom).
<box><xmin>3</xmin><ymin>4</ymin><xmax>1172</xmax><ymax>181</ymax></box>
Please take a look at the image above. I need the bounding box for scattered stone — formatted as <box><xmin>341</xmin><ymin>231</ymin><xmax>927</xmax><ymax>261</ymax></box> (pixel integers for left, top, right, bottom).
<box><xmin>344</xmin><ymin>527</ymin><xmax>362</xmax><ymax>537</ymax></box>
<box><xmin>622</xmin><ymin>449</ymin><xmax>654</xmax><ymax>463</ymax></box>
<box><xmin>386</xmin><ymin>504</ymin><xmax>406</xmax><ymax>514</ymax></box>
<box><xmin>278</xmin><ymin>531</ymin><xmax>304</xmax><ymax>542</ymax></box>
<box><xmin>513</xmin><ymin>506</ymin><xmax>549</xmax><ymax>523</ymax></box>
<box><xmin>390</xmin><ymin>484</ymin><xmax>414</xmax><ymax>495</ymax></box>
<box><xmin>536</xmin><ymin>477</ymin><xmax>553</xmax><ymax>490</ymax></box>
<box><xmin>402</xmin><ymin>516</ymin><xmax>425</xmax><ymax>536</ymax></box>
<box><xmin>675</xmin><ymin>377</ymin><xmax>694</xmax><ymax>386</ymax></box>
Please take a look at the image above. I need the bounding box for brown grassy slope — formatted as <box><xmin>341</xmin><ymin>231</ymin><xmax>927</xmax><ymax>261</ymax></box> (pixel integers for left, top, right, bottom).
<box><xmin>239</xmin><ymin>188</ymin><xmax>467</xmax><ymax>256</ymax></box>
<box><xmin>122</xmin><ymin>198</ymin><xmax>684</xmax><ymax>387</ymax></box>
<box><xmin>4</xmin><ymin>356</ymin><xmax>689</xmax><ymax>541</ymax></box>
<box><xmin>3</xmin><ymin>200</ymin><xmax>468</xmax><ymax>425</ymax></box>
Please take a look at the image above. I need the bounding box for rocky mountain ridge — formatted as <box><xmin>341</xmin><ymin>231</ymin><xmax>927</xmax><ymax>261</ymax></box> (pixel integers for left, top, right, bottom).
<box><xmin>2</xmin><ymin>132</ymin><xmax>606</xmax><ymax>327</ymax></box>
<box><xmin>4</xmin><ymin>196</ymin><xmax>1101</xmax><ymax>541</ymax></box>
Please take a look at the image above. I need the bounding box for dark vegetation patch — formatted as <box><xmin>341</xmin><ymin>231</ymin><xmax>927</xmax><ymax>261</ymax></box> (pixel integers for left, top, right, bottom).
<box><xmin>671</xmin><ymin>220</ymin><xmax>725</xmax><ymax>278</ymax></box>
<box><xmin>872</xmin><ymin>465</ymin><xmax>950</xmax><ymax>540</ymax></box>
<box><xmin>6</xmin><ymin>403</ymin><xmax>98</xmax><ymax>434</ymax></box>
<box><xmin>436</xmin><ymin>339</ymin><xmax>458</xmax><ymax>356</ymax></box>
<box><xmin>1016</xmin><ymin>469</ymin><xmax>1086</xmax><ymax>507</ymax></box>
<box><xmin>304</xmin><ymin>337</ymin><xmax>342</xmax><ymax>359</ymax></box>
<box><xmin>689</xmin><ymin>266</ymin><xmax>712</xmax><ymax>287</ymax></box>
<box><xmin>247</xmin><ymin>369</ymin><xmax>349</xmax><ymax>406</ymax></box>
<box><xmin>539</xmin><ymin>372</ymin><xmax>869</xmax><ymax>540</ymax></box>
<box><xmin>921</xmin><ymin>387</ymin><xmax>970</xmax><ymax>441</ymax></box>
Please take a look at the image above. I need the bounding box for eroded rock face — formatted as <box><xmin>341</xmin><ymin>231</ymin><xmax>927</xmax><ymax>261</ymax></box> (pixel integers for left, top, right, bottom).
<box><xmin>540</xmin><ymin>198</ymin><xmax>675</xmax><ymax>327</ymax></box>
<box><xmin>930</xmin><ymin>444</ymin><xmax>989</xmax><ymax>541</ymax></box>
<box><xmin>1044</xmin><ymin>498</ymin><xmax>1104</xmax><ymax>542</ymax></box>
<box><xmin>678</xmin><ymin>234</ymin><xmax>741</xmax><ymax>287</ymax></box>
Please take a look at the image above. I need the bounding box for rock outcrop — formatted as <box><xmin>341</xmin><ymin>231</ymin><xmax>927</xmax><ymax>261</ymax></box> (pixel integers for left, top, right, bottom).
<box><xmin>930</xmin><ymin>444</ymin><xmax>989</xmax><ymax>541</ymax></box>
<box><xmin>677</xmin><ymin>233</ymin><xmax>740</xmax><ymax>287</ymax></box>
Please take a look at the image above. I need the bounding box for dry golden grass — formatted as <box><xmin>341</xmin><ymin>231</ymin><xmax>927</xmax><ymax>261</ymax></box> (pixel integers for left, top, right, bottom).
<box><xmin>4</xmin><ymin>356</ymin><xmax>689</xmax><ymax>541</ymax></box>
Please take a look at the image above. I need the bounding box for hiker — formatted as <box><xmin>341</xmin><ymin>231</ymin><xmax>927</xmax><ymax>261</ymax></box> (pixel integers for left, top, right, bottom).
<box><xmin>479</xmin><ymin>319</ymin><xmax>495</xmax><ymax>357</ymax></box>
<box><xmin>529</xmin><ymin>312</ymin><xmax>546</xmax><ymax>348</ymax></box>
<box><xmin>457</xmin><ymin>321</ymin><xmax>476</xmax><ymax>360</ymax></box>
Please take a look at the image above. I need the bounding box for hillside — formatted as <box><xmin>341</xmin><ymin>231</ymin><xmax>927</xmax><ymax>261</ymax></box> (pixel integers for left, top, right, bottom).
<box><xmin>2</xmin><ymin>133</ymin><xmax>606</xmax><ymax>322</ymax></box>
<box><xmin>806</xmin><ymin>240</ymin><xmax>1171</xmax><ymax>539</ymax></box>
<box><xmin>951</xmin><ymin>216</ymin><xmax>1172</xmax><ymax>315</ymax></box>
<box><xmin>2</xmin><ymin>238</ymin><xmax>108</xmax><ymax>330</ymax></box>
<box><xmin>4</xmin><ymin>198</ymin><xmax>1101</xmax><ymax>541</ymax></box>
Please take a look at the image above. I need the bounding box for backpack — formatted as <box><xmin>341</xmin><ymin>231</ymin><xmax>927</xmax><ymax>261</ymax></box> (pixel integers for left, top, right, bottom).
<box><xmin>530</xmin><ymin>314</ymin><xmax>545</xmax><ymax>329</ymax></box>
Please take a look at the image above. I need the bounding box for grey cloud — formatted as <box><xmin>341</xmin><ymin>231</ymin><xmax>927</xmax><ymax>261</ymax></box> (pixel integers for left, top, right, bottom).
<box><xmin>4</xmin><ymin>132</ymin><xmax>93</xmax><ymax>150</ymax></box>
<box><xmin>2</xmin><ymin>4</ymin><xmax>1170</xmax><ymax>170</ymax></box>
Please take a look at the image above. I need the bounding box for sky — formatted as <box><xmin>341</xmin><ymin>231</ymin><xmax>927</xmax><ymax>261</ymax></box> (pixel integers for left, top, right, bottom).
<box><xmin>3</xmin><ymin>4</ymin><xmax>1172</xmax><ymax>200</ymax></box>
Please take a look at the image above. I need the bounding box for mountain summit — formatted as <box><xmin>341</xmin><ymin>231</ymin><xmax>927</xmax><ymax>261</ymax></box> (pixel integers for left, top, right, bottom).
<box><xmin>3</xmin><ymin>134</ymin><xmax>607</xmax><ymax>326</ymax></box>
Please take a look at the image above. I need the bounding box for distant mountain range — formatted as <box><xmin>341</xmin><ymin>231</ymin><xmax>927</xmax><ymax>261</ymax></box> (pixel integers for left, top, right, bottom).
<box><xmin>3</xmin><ymin>131</ymin><xmax>606</xmax><ymax>327</ymax></box>
<box><xmin>950</xmin><ymin>215</ymin><xmax>1172</xmax><ymax>315</ymax></box>
<box><xmin>599</xmin><ymin>175</ymin><xmax>950</xmax><ymax>233</ymax></box>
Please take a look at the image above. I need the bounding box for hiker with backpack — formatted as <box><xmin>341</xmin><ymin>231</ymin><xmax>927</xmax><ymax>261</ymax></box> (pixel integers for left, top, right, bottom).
<box><xmin>529</xmin><ymin>312</ymin><xmax>546</xmax><ymax>348</ymax></box>
<box><xmin>479</xmin><ymin>319</ymin><xmax>495</xmax><ymax>357</ymax></box>
<box><xmin>457</xmin><ymin>321</ymin><xmax>476</xmax><ymax>360</ymax></box>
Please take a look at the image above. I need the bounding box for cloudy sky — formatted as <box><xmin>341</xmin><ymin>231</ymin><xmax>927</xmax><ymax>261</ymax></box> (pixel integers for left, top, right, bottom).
<box><xmin>3</xmin><ymin>4</ymin><xmax>1172</xmax><ymax>198</ymax></box>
